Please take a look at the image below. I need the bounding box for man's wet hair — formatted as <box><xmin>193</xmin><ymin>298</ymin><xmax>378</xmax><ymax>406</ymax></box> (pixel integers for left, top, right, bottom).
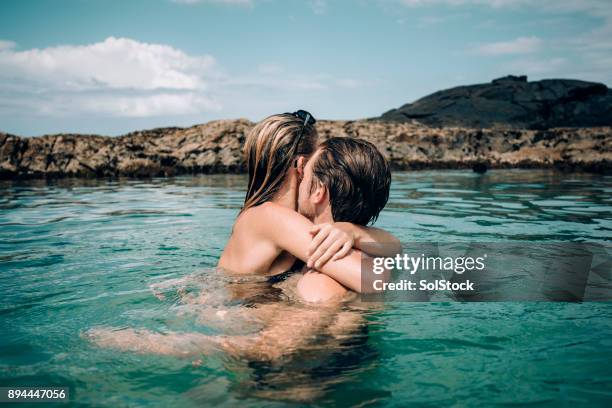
<box><xmin>311</xmin><ymin>137</ymin><xmax>391</xmax><ymax>225</ymax></box>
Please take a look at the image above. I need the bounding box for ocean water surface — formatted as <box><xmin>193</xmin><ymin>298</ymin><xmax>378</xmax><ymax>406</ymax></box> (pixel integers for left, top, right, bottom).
<box><xmin>1</xmin><ymin>170</ymin><xmax>611</xmax><ymax>407</ymax></box>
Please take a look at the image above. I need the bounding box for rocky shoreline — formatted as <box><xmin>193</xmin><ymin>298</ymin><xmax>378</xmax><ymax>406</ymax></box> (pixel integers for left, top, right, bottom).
<box><xmin>1</xmin><ymin>119</ymin><xmax>610</xmax><ymax>179</ymax></box>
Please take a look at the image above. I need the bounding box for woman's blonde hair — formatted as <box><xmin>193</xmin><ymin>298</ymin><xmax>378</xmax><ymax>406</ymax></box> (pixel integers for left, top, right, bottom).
<box><xmin>242</xmin><ymin>113</ymin><xmax>317</xmax><ymax>212</ymax></box>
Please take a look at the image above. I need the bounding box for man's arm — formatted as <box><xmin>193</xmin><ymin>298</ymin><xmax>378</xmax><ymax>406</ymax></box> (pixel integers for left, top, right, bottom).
<box><xmin>328</xmin><ymin>223</ymin><xmax>401</xmax><ymax>257</ymax></box>
<box><xmin>307</xmin><ymin>222</ymin><xmax>401</xmax><ymax>269</ymax></box>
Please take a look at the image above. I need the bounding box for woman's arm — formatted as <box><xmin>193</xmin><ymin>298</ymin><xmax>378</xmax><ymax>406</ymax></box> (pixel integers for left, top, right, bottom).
<box><xmin>255</xmin><ymin>203</ymin><xmax>366</xmax><ymax>292</ymax></box>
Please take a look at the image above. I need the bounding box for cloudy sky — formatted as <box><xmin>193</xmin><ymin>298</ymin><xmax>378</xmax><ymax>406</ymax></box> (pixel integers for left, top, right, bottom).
<box><xmin>1</xmin><ymin>0</ymin><xmax>611</xmax><ymax>136</ymax></box>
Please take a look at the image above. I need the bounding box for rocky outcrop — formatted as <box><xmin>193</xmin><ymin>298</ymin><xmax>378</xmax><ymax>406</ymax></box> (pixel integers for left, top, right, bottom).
<box><xmin>1</xmin><ymin>119</ymin><xmax>610</xmax><ymax>179</ymax></box>
<box><xmin>380</xmin><ymin>75</ymin><xmax>612</xmax><ymax>129</ymax></box>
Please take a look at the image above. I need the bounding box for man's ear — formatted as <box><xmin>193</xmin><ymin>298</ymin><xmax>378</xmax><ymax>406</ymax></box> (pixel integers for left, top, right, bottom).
<box><xmin>296</xmin><ymin>156</ymin><xmax>306</xmax><ymax>177</ymax></box>
<box><xmin>311</xmin><ymin>180</ymin><xmax>327</xmax><ymax>204</ymax></box>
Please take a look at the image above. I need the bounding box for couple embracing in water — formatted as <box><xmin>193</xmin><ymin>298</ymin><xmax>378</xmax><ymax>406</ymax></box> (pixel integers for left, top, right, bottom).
<box><xmin>220</xmin><ymin>110</ymin><xmax>399</xmax><ymax>301</ymax></box>
<box><xmin>86</xmin><ymin>110</ymin><xmax>399</xmax><ymax>360</ymax></box>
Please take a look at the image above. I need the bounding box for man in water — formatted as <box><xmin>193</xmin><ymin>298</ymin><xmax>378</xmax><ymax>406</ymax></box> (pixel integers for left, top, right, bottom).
<box><xmin>294</xmin><ymin>136</ymin><xmax>395</xmax><ymax>301</ymax></box>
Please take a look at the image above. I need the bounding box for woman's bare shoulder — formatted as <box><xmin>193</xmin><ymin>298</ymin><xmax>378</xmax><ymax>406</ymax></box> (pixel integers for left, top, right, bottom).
<box><xmin>240</xmin><ymin>202</ymin><xmax>287</xmax><ymax>217</ymax></box>
<box><xmin>239</xmin><ymin>202</ymin><xmax>303</xmax><ymax>227</ymax></box>
<box><xmin>233</xmin><ymin>203</ymin><xmax>290</xmax><ymax>237</ymax></box>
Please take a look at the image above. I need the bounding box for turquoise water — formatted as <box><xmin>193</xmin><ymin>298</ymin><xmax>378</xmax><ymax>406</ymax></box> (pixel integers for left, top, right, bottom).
<box><xmin>1</xmin><ymin>170</ymin><xmax>611</xmax><ymax>407</ymax></box>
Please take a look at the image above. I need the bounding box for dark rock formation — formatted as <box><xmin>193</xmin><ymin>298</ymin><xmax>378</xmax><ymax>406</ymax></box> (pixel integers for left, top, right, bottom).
<box><xmin>1</xmin><ymin>119</ymin><xmax>610</xmax><ymax>179</ymax></box>
<box><xmin>380</xmin><ymin>75</ymin><xmax>612</xmax><ymax>129</ymax></box>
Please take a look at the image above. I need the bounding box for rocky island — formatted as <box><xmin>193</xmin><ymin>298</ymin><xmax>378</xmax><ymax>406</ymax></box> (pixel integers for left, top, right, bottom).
<box><xmin>380</xmin><ymin>75</ymin><xmax>612</xmax><ymax>129</ymax></box>
<box><xmin>1</xmin><ymin>76</ymin><xmax>610</xmax><ymax>179</ymax></box>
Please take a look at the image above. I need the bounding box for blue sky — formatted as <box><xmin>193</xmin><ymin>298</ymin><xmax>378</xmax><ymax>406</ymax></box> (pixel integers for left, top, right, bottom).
<box><xmin>0</xmin><ymin>0</ymin><xmax>610</xmax><ymax>136</ymax></box>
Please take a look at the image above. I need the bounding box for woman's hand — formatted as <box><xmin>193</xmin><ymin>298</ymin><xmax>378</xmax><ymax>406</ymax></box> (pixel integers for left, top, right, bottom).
<box><xmin>307</xmin><ymin>222</ymin><xmax>355</xmax><ymax>269</ymax></box>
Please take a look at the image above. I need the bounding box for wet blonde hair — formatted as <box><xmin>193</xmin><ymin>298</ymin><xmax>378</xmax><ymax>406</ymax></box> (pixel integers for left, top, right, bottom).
<box><xmin>242</xmin><ymin>113</ymin><xmax>317</xmax><ymax>212</ymax></box>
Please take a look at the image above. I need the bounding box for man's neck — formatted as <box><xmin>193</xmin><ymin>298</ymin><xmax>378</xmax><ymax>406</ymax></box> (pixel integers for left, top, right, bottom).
<box><xmin>312</xmin><ymin>205</ymin><xmax>333</xmax><ymax>224</ymax></box>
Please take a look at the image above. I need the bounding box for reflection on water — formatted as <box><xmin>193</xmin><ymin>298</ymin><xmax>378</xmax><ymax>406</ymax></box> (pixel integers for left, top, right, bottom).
<box><xmin>1</xmin><ymin>170</ymin><xmax>611</xmax><ymax>407</ymax></box>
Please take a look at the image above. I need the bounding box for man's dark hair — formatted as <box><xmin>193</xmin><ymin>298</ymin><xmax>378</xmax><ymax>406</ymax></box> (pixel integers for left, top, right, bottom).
<box><xmin>311</xmin><ymin>137</ymin><xmax>391</xmax><ymax>225</ymax></box>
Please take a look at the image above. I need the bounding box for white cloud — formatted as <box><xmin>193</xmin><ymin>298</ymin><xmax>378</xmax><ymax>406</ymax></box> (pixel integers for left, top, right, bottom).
<box><xmin>506</xmin><ymin>57</ymin><xmax>566</xmax><ymax>75</ymax></box>
<box><xmin>80</xmin><ymin>93</ymin><xmax>220</xmax><ymax>117</ymax></box>
<box><xmin>258</xmin><ymin>64</ymin><xmax>284</xmax><ymax>75</ymax></box>
<box><xmin>336</xmin><ymin>79</ymin><xmax>362</xmax><ymax>89</ymax></box>
<box><xmin>0</xmin><ymin>37</ymin><xmax>216</xmax><ymax>91</ymax></box>
<box><xmin>471</xmin><ymin>36</ymin><xmax>542</xmax><ymax>55</ymax></box>
<box><xmin>0</xmin><ymin>40</ymin><xmax>16</xmax><ymax>51</ymax></box>
<box><xmin>5</xmin><ymin>91</ymin><xmax>221</xmax><ymax>118</ymax></box>
<box><xmin>310</xmin><ymin>0</ymin><xmax>328</xmax><ymax>15</ymax></box>
<box><xmin>0</xmin><ymin>37</ymin><xmax>363</xmax><ymax>122</ymax></box>
<box><xmin>0</xmin><ymin>37</ymin><xmax>223</xmax><ymax>118</ymax></box>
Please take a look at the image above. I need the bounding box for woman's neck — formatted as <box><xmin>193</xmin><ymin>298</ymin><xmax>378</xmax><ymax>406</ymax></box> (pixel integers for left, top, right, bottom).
<box><xmin>272</xmin><ymin>176</ymin><xmax>298</xmax><ymax>210</ymax></box>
